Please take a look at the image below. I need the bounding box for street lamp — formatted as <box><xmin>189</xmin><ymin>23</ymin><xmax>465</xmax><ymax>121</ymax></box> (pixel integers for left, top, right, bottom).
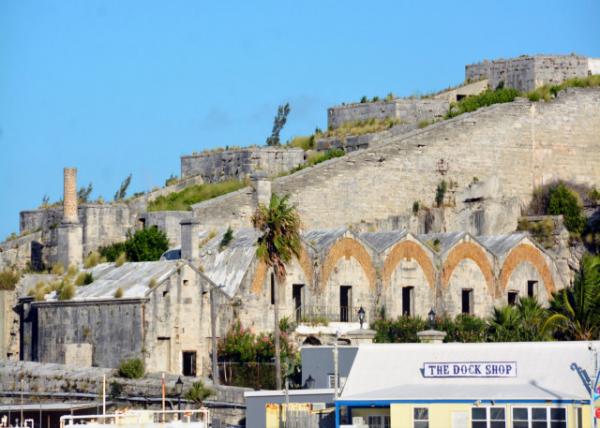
<box><xmin>175</xmin><ymin>377</ymin><xmax>184</xmax><ymax>411</ymax></box>
<box><xmin>428</xmin><ymin>309</ymin><xmax>436</xmax><ymax>330</ymax></box>
<box><xmin>357</xmin><ymin>307</ymin><xmax>366</xmax><ymax>329</ymax></box>
<box><xmin>305</xmin><ymin>375</ymin><xmax>315</xmax><ymax>389</ymax></box>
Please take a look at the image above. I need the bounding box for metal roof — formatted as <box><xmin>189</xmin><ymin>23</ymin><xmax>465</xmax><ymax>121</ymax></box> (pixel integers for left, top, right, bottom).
<box><xmin>476</xmin><ymin>233</ymin><xmax>529</xmax><ymax>258</ymax></box>
<box><xmin>340</xmin><ymin>341</ymin><xmax>599</xmax><ymax>402</ymax></box>
<box><xmin>359</xmin><ymin>230</ymin><xmax>408</xmax><ymax>253</ymax></box>
<box><xmin>302</xmin><ymin>228</ymin><xmax>347</xmax><ymax>253</ymax></box>
<box><xmin>417</xmin><ymin>231</ymin><xmax>466</xmax><ymax>254</ymax></box>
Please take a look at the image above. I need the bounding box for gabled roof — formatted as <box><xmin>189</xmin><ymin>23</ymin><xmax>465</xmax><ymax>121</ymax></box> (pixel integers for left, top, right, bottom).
<box><xmin>418</xmin><ymin>231</ymin><xmax>467</xmax><ymax>255</ymax></box>
<box><xmin>302</xmin><ymin>228</ymin><xmax>348</xmax><ymax>254</ymax></box>
<box><xmin>359</xmin><ymin>230</ymin><xmax>408</xmax><ymax>253</ymax></box>
<box><xmin>476</xmin><ymin>233</ymin><xmax>529</xmax><ymax>259</ymax></box>
<box><xmin>340</xmin><ymin>342</ymin><xmax>598</xmax><ymax>402</ymax></box>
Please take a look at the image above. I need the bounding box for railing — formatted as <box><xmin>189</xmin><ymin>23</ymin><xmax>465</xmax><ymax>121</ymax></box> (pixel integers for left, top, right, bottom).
<box><xmin>295</xmin><ymin>305</ymin><xmax>367</xmax><ymax>324</ymax></box>
<box><xmin>60</xmin><ymin>409</ymin><xmax>209</xmax><ymax>428</ymax></box>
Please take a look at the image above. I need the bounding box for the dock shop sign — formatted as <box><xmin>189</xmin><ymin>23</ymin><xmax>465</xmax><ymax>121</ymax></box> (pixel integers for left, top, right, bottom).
<box><xmin>423</xmin><ymin>361</ymin><xmax>517</xmax><ymax>378</ymax></box>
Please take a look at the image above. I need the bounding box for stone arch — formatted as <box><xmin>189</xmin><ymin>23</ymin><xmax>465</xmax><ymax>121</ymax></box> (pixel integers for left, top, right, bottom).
<box><xmin>321</xmin><ymin>237</ymin><xmax>377</xmax><ymax>290</ymax></box>
<box><xmin>499</xmin><ymin>243</ymin><xmax>555</xmax><ymax>295</ymax></box>
<box><xmin>382</xmin><ymin>240</ymin><xmax>435</xmax><ymax>289</ymax></box>
<box><xmin>441</xmin><ymin>241</ymin><xmax>495</xmax><ymax>296</ymax></box>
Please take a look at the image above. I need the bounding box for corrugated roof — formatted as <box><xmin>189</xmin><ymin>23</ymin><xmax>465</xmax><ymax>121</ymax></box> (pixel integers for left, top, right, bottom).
<box><xmin>340</xmin><ymin>342</ymin><xmax>598</xmax><ymax>402</ymax></box>
<box><xmin>62</xmin><ymin>261</ymin><xmax>181</xmax><ymax>301</ymax></box>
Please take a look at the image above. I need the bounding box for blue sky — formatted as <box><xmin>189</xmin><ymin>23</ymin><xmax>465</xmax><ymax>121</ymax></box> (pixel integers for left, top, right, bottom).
<box><xmin>1</xmin><ymin>0</ymin><xmax>599</xmax><ymax>239</ymax></box>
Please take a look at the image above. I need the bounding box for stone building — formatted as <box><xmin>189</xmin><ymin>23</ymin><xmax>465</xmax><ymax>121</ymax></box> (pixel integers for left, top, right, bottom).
<box><xmin>18</xmin><ymin>260</ymin><xmax>218</xmax><ymax>376</ymax></box>
<box><xmin>465</xmin><ymin>54</ymin><xmax>600</xmax><ymax>92</ymax></box>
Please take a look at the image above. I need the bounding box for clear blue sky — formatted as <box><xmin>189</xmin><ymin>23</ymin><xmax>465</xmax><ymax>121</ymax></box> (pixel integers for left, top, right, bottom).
<box><xmin>1</xmin><ymin>0</ymin><xmax>599</xmax><ymax>239</ymax></box>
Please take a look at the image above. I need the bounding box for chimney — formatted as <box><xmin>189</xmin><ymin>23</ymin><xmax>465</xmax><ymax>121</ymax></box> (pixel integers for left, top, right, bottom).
<box><xmin>251</xmin><ymin>173</ymin><xmax>271</xmax><ymax>207</ymax></box>
<box><xmin>57</xmin><ymin>168</ymin><xmax>83</xmax><ymax>267</ymax></box>
<box><xmin>180</xmin><ymin>218</ymin><xmax>201</xmax><ymax>263</ymax></box>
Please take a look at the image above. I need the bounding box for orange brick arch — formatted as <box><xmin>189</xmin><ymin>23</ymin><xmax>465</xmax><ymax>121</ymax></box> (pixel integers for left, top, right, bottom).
<box><xmin>441</xmin><ymin>241</ymin><xmax>495</xmax><ymax>296</ymax></box>
<box><xmin>499</xmin><ymin>243</ymin><xmax>555</xmax><ymax>294</ymax></box>
<box><xmin>321</xmin><ymin>237</ymin><xmax>377</xmax><ymax>290</ymax></box>
<box><xmin>250</xmin><ymin>245</ymin><xmax>314</xmax><ymax>295</ymax></box>
<box><xmin>383</xmin><ymin>240</ymin><xmax>435</xmax><ymax>289</ymax></box>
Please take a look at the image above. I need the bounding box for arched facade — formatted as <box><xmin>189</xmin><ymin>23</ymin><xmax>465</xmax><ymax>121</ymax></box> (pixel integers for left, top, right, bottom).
<box><xmin>383</xmin><ymin>239</ymin><xmax>436</xmax><ymax>318</ymax></box>
<box><xmin>499</xmin><ymin>242</ymin><xmax>556</xmax><ymax>300</ymax></box>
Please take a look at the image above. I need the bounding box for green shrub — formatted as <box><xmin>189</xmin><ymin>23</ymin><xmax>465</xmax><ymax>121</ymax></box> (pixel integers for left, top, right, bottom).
<box><xmin>412</xmin><ymin>201</ymin><xmax>420</xmax><ymax>215</ymax></box>
<box><xmin>114</xmin><ymin>287</ymin><xmax>124</xmax><ymax>298</ymax></box>
<box><xmin>118</xmin><ymin>358</ymin><xmax>145</xmax><ymax>379</ymax></box>
<box><xmin>445</xmin><ymin>87</ymin><xmax>519</xmax><ymax>119</ymax></box>
<box><xmin>322</xmin><ymin>117</ymin><xmax>401</xmax><ymax>139</ymax></box>
<box><xmin>547</xmin><ymin>183</ymin><xmax>586</xmax><ymax>234</ymax></box>
<box><xmin>435</xmin><ymin>180</ymin><xmax>447</xmax><ymax>207</ymax></box>
<box><xmin>165</xmin><ymin>174</ymin><xmax>179</xmax><ymax>187</ymax></box>
<box><xmin>51</xmin><ymin>263</ymin><xmax>65</xmax><ymax>276</ymax></box>
<box><xmin>148</xmin><ymin>179</ymin><xmax>246</xmax><ymax>212</ymax></box>
<box><xmin>219</xmin><ymin>226</ymin><xmax>234</xmax><ymax>250</ymax></box>
<box><xmin>526</xmin><ymin>75</ymin><xmax>600</xmax><ymax>103</ymax></box>
<box><xmin>185</xmin><ymin>381</ymin><xmax>213</xmax><ymax>403</ymax></box>
<box><xmin>99</xmin><ymin>242</ymin><xmax>127</xmax><ymax>262</ymax></box>
<box><xmin>417</xmin><ymin>119</ymin><xmax>432</xmax><ymax>129</ymax></box>
<box><xmin>287</xmin><ymin>135</ymin><xmax>315</xmax><ymax>150</ymax></box>
<box><xmin>83</xmin><ymin>251</ymin><xmax>102</xmax><ymax>268</ymax></box>
<box><xmin>124</xmin><ymin>226</ymin><xmax>169</xmax><ymax>262</ymax></box>
<box><xmin>0</xmin><ymin>270</ymin><xmax>20</xmax><ymax>291</ymax></box>
<box><xmin>75</xmin><ymin>272</ymin><xmax>94</xmax><ymax>286</ymax></box>
<box><xmin>58</xmin><ymin>282</ymin><xmax>76</xmax><ymax>300</ymax></box>
<box><xmin>218</xmin><ymin>320</ymin><xmax>294</xmax><ymax>363</ymax></box>
<box><xmin>517</xmin><ymin>218</ymin><xmax>555</xmax><ymax>248</ymax></box>
<box><xmin>359</xmin><ymin>96</ymin><xmax>368</xmax><ymax>103</ymax></box>
<box><xmin>373</xmin><ymin>316</ymin><xmax>427</xmax><ymax>343</ymax></box>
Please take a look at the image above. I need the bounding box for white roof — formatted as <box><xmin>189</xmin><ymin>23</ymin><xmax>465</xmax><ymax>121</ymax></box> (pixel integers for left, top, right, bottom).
<box><xmin>340</xmin><ymin>341</ymin><xmax>600</xmax><ymax>402</ymax></box>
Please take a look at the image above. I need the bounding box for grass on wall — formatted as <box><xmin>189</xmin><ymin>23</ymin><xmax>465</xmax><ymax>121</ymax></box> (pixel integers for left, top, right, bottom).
<box><xmin>147</xmin><ymin>179</ymin><xmax>247</xmax><ymax>211</ymax></box>
<box><xmin>527</xmin><ymin>75</ymin><xmax>600</xmax><ymax>102</ymax></box>
<box><xmin>320</xmin><ymin>117</ymin><xmax>403</xmax><ymax>139</ymax></box>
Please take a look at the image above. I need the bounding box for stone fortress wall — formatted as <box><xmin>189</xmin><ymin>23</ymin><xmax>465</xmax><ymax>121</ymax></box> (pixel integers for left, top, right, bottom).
<box><xmin>466</xmin><ymin>54</ymin><xmax>599</xmax><ymax>92</ymax></box>
<box><xmin>180</xmin><ymin>147</ymin><xmax>305</xmax><ymax>182</ymax></box>
<box><xmin>191</xmin><ymin>88</ymin><xmax>600</xmax><ymax>234</ymax></box>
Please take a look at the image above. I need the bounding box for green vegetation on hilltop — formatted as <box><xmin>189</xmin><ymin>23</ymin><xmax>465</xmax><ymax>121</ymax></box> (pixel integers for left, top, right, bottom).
<box><xmin>283</xmin><ymin>149</ymin><xmax>345</xmax><ymax>176</ymax></box>
<box><xmin>445</xmin><ymin>87</ymin><xmax>519</xmax><ymax>118</ymax></box>
<box><xmin>527</xmin><ymin>75</ymin><xmax>600</xmax><ymax>102</ymax></box>
<box><xmin>147</xmin><ymin>179</ymin><xmax>247</xmax><ymax>212</ymax></box>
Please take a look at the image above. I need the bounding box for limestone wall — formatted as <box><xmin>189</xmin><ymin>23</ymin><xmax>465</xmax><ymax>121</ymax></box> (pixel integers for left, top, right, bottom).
<box><xmin>466</xmin><ymin>55</ymin><xmax>591</xmax><ymax>92</ymax></box>
<box><xmin>327</xmin><ymin>98</ymin><xmax>448</xmax><ymax>129</ymax></box>
<box><xmin>188</xmin><ymin>89</ymin><xmax>600</xmax><ymax>235</ymax></box>
<box><xmin>180</xmin><ymin>147</ymin><xmax>305</xmax><ymax>181</ymax></box>
<box><xmin>315</xmin><ymin>123</ymin><xmax>417</xmax><ymax>153</ymax></box>
<box><xmin>143</xmin><ymin>211</ymin><xmax>191</xmax><ymax>247</ymax></box>
<box><xmin>0</xmin><ymin>290</ymin><xmax>16</xmax><ymax>360</ymax></box>
<box><xmin>589</xmin><ymin>58</ymin><xmax>600</xmax><ymax>75</ymax></box>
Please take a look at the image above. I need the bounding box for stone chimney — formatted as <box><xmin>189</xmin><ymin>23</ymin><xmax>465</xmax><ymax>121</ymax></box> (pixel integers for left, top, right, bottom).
<box><xmin>57</xmin><ymin>168</ymin><xmax>83</xmax><ymax>268</ymax></box>
<box><xmin>251</xmin><ymin>173</ymin><xmax>272</xmax><ymax>207</ymax></box>
<box><xmin>180</xmin><ymin>218</ymin><xmax>202</xmax><ymax>264</ymax></box>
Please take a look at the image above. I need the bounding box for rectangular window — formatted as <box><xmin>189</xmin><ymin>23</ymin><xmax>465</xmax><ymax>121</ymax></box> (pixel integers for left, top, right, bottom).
<box><xmin>462</xmin><ymin>289</ymin><xmax>473</xmax><ymax>314</ymax></box>
<box><xmin>527</xmin><ymin>280</ymin><xmax>537</xmax><ymax>298</ymax></box>
<box><xmin>414</xmin><ymin>407</ymin><xmax>429</xmax><ymax>428</ymax></box>
<box><xmin>402</xmin><ymin>286</ymin><xmax>414</xmax><ymax>316</ymax></box>
<box><xmin>472</xmin><ymin>407</ymin><xmax>505</xmax><ymax>428</ymax></box>
<box><xmin>327</xmin><ymin>374</ymin><xmax>337</xmax><ymax>389</ymax></box>
<box><xmin>507</xmin><ymin>291</ymin><xmax>518</xmax><ymax>306</ymax></box>
<box><xmin>511</xmin><ymin>407</ymin><xmax>566</xmax><ymax>428</ymax></box>
<box><xmin>182</xmin><ymin>351</ymin><xmax>196</xmax><ymax>376</ymax></box>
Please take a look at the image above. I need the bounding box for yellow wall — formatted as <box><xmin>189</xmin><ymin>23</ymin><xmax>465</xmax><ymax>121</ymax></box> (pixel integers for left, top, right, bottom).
<box><xmin>349</xmin><ymin>403</ymin><xmax>593</xmax><ymax>428</ymax></box>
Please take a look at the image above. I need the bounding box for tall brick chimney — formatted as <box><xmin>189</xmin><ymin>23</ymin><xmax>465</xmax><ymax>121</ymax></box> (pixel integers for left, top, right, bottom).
<box><xmin>57</xmin><ymin>168</ymin><xmax>83</xmax><ymax>268</ymax></box>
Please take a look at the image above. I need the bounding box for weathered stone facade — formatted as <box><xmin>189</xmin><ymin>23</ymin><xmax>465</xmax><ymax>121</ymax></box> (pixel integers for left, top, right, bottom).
<box><xmin>465</xmin><ymin>54</ymin><xmax>599</xmax><ymax>92</ymax></box>
<box><xmin>180</xmin><ymin>147</ymin><xmax>305</xmax><ymax>182</ymax></box>
<box><xmin>327</xmin><ymin>98</ymin><xmax>448</xmax><ymax>130</ymax></box>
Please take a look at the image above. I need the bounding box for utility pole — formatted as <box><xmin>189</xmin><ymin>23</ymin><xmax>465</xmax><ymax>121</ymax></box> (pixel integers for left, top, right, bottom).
<box><xmin>210</xmin><ymin>284</ymin><xmax>224</xmax><ymax>386</ymax></box>
<box><xmin>591</xmin><ymin>343</ymin><xmax>598</xmax><ymax>428</ymax></box>
<box><xmin>333</xmin><ymin>330</ymin><xmax>340</xmax><ymax>399</ymax></box>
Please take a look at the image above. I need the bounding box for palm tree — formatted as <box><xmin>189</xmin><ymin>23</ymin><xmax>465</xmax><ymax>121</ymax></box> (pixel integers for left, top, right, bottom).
<box><xmin>488</xmin><ymin>305</ymin><xmax>521</xmax><ymax>342</ymax></box>
<box><xmin>544</xmin><ymin>255</ymin><xmax>600</xmax><ymax>340</ymax></box>
<box><xmin>253</xmin><ymin>193</ymin><xmax>301</xmax><ymax>389</ymax></box>
<box><xmin>487</xmin><ymin>298</ymin><xmax>549</xmax><ymax>342</ymax></box>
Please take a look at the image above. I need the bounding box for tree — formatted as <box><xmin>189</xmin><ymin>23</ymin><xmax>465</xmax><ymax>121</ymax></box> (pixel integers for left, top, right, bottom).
<box><xmin>78</xmin><ymin>182</ymin><xmax>93</xmax><ymax>203</ymax></box>
<box><xmin>544</xmin><ymin>255</ymin><xmax>600</xmax><ymax>340</ymax></box>
<box><xmin>114</xmin><ymin>174</ymin><xmax>132</xmax><ymax>201</ymax></box>
<box><xmin>252</xmin><ymin>193</ymin><xmax>301</xmax><ymax>389</ymax></box>
<box><xmin>266</xmin><ymin>103</ymin><xmax>290</xmax><ymax>147</ymax></box>
<box><xmin>125</xmin><ymin>226</ymin><xmax>170</xmax><ymax>262</ymax></box>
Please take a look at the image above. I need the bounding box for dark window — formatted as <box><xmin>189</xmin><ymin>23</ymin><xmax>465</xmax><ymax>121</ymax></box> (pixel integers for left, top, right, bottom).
<box><xmin>182</xmin><ymin>351</ymin><xmax>196</xmax><ymax>376</ymax></box>
<box><xmin>340</xmin><ymin>286</ymin><xmax>352</xmax><ymax>322</ymax></box>
<box><xmin>183</xmin><ymin>279</ymin><xmax>189</xmax><ymax>286</ymax></box>
<box><xmin>462</xmin><ymin>289</ymin><xmax>473</xmax><ymax>314</ymax></box>
<box><xmin>507</xmin><ymin>291</ymin><xmax>519</xmax><ymax>306</ymax></box>
<box><xmin>472</xmin><ymin>407</ymin><xmax>505</xmax><ymax>428</ymax></box>
<box><xmin>402</xmin><ymin>286</ymin><xmax>414</xmax><ymax>316</ymax></box>
<box><xmin>270</xmin><ymin>273</ymin><xmax>275</xmax><ymax>305</ymax></box>
<box><xmin>414</xmin><ymin>408</ymin><xmax>428</xmax><ymax>428</ymax></box>
<box><xmin>292</xmin><ymin>284</ymin><xmax>304</xmax><ymax>322</ymax></box>
<box><xmin>527</xmin><ymin>280</ymin><xmax>537</xmax><ymax>298</ymax></box>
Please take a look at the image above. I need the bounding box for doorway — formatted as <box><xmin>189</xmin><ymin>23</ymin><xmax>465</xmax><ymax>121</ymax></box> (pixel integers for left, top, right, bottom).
<box><xmin>340</xmin><ymin>286</ymin><xmax>352</xmax><ymax>322</ymax></box>
<box><xmin>292</xmin><ymin>284</ymin><xmax>304</xmax><ymax>322</ymax></box>
<box><xmin>182</xmin><ymin>351</ymin><xmax>197</xmax><ymax>376</ymax></box>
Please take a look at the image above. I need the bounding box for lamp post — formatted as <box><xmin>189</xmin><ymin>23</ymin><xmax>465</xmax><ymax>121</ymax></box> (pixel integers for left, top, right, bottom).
<box><xmin>175</xmin><ymin>377</ymin><xmax>184</xmax><ymax>412</ymax></box>
<box><xmin>428</xmin><ymin>308</ymin><xmax>436</xmax><ymax>330</ymax></box>
<box><xmin>357</xmin><ymin>306</ymin><xmax>365</xmax><ymax>329</ymax></box>
<box><xmin>305</xmin><ymin>375</ymin><xmax>315</xmax><ymax>389</ymax></box>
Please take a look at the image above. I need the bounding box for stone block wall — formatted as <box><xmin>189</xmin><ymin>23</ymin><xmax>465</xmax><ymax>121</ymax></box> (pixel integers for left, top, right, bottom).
<box><xmin>327</xmin><ymin>98</ymin><xmax>448</xmax><ymax>129</ymax></box>
<box><xmin>189</xmin><ymin>88</ymin><xmax>600</xmax><ymax>233</ymax></box>
<box><xmin>466</xmin><ymin>54</ymin><xmax>593</xmax><ymax>92</ymax></box>
<box><xmin>315</xmin><ymin>123</ymin><xmax>417</xmax><ymax>153</ymax></box>
<box><xmin>180</xmin><ymin>147</ymin><xmax>305</xmax><ymax>182</ymax></box>
<box><xmin>0</xmin><ymin>290</ymin><xmax>17</xmax><ymax>360</ymax></box>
